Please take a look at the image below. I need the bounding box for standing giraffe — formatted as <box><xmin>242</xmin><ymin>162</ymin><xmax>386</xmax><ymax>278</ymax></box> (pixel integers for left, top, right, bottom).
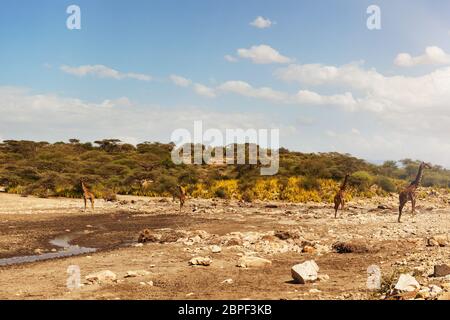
<box><xmin>176</xmin><ymin>185</ymin><xmax>187</xmax><ymax>212</ymax></box>
<box><xmin>334</xmin><ymin>174</ymin><xmax>350</xmax><ymax>218</ymax></box>
<box><xmin>398</xmin><ymin>162</ymin><xmax>431</xmax><ymax>223</ymax></box>
<box><xmin>80</xmin><ymin>179</ymin><xmax>95</xmax><ymax>211</ymax></box>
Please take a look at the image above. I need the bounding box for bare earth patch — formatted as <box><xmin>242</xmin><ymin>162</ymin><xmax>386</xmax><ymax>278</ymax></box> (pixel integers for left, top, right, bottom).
<box><xmin>0</xmin><ymin>192</ymin><xmax>449</xmax><ymax>300</ymax></box>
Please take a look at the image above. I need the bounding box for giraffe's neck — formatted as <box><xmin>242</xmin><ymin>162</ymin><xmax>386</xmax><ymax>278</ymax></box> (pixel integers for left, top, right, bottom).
<box><xmin>411</xmin><ymin>164</ymin><xmax>424</xmax><ymax>187</ymax></box>
<box><xmin>81</xmin><ymin>183</ymin><xmax>89</xmax><ymax>194</ymax></box>
<box><xmin>340</xmin><ymin>175</ymin><xmax>349</xmax><ymax>191</ymax></box>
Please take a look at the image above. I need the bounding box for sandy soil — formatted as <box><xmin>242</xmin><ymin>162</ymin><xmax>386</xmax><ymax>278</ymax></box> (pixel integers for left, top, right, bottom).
<box><xmin>0</xmin><ymin>192</ymin><xmax>449</xmax><ymax>300</ymax></box>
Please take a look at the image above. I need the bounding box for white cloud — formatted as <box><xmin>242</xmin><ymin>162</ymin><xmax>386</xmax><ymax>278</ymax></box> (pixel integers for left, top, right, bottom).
<box><xmin>99</xmin><ymin>97</ymin><xmax>133</xmax><ymax>108</ymax></box>
<box><xmin>193</xmin><ymin>83</ymin><xmax>216</xmax><ymax>98</ymax></box>
<box><xmin>249</xmin><ymin>16</ymin><xmax>274</xmax><ymax>29</ymax></box>
<box><xmin>224</xmin><ymin>55</ymin><xmax>238</xmax><ymax>62</ymax></box>
<box><xmin>219</xmin><ymin>81</ymin><xmax>287</xmax><ymax>102</ymax></box>
<box><xmin>294</xmin><ymin>90</ymin><xmax>357</xmax><ymax>110</ymax></box>
<box><xmin>276</xmin><ymin>60</ymin><xmax>450</xmax><ymax>154</ymax></box>
<box><xmin>168</xmin><ymin>75</ymin><xmax>216</xmax><ymax>98</ymax></box>
<box><xmin>218</xmin><ymin>80</ymin><xmax>356</xmax><ymax>109</ymax></box>
<box><xmin>394</xmin><ymin>46</ymin><xmax>450</xmax><ymax>67</ymax></box>
<box><xmin>275</xmin><ymin>61</ymin><xmax>374</xmax><ymax>86</ymax></box>
<box><xmin>351</xmin><ymin>128</ymin><xmax>360</xmax><ymax>135</ymax></box>
<box><xmin>237</xmin><ymin>45</ymin><xmax>292</xmax><ymax>64</ymax></box>
<box><xmin>170</xmin><ymin>74</ymin><xmax>192</xmax><ymax>87</ymax></box>
<box><xmin>60</xmin><ymin>64</ymin><xmax>152</xmax><ymax>81</ymax></box>
<box><xmin>0</xmin><ymin>86</ymin><xmax>271</xmax><ymax>144</ymax></box>
<box><xmin>276</xmin><ymin>61</ymin><xmax>450</xmax><ymax>113</ymax></box>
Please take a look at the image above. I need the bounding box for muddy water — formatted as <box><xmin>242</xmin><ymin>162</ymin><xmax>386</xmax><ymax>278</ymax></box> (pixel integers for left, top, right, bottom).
<box><xmin>0</xmin><ymin>233</ymin><xmax>96</xmax><ymax>266</ymax></box>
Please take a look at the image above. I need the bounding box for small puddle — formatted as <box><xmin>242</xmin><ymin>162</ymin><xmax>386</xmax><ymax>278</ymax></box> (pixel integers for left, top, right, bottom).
<box><xmin>0</xmin><ymin>233</ymin><xmax>97</xmax><ymax>267</ymax></box>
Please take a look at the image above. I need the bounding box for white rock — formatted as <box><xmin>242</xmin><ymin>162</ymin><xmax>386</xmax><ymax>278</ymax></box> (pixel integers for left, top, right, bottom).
<box><xmin>237</xmin><ymin>256</ymin><xmax>272</xmax><ymax>268</ymax></box>
<box><xmin>85</xmin><ymin>270</ymin><xmax>117</xmax><ymax>284</ymax></box>
<box><xmin>429</xmin><ymin>285</ymin><xmax>443</xmax><ymax>297</ymax></box>
<box><xmin>124</xmin><ymin>270</ymin><xmax>150</xmax><ymax>278</ymax></box>
<box><xmin>222</xmin><ymin>278</ymin><xmax>233</xmax><ymax>284</ymax></box>
<box><xmin>210</xmin><ymin>245</ymin><xmax>222</xmax><ymax>253</ymax></box>
<box><xmin>291</xmin><ymin>260</ymin><xmax>319</xmax><ymax>284</ymax></box>
<box><xmin>189</xmin><ymin>256</ymin><xmax>212</xmax><ymax>266</ymax></box>
<box><xmin>394</xmin><ymin>274</ymin><xmax>420</xmax><ymax>292</ymax></box>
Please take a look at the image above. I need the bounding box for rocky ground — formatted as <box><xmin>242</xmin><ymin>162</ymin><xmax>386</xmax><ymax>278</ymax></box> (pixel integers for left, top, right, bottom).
<box><xmin>0</xmin><ymin>191</ymin><xmax>449</xmax><ymax>300</ymax></box>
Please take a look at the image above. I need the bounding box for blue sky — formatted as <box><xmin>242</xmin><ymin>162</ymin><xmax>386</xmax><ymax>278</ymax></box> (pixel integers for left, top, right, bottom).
<box><xmin>1</xmin><ymin>1</ymin><xmax>450</xmax><ymax>166</ymax></box>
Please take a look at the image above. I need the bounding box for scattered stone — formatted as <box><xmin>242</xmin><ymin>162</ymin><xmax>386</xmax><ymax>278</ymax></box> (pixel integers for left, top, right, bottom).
<box><xmin>265</xmin><ymin>204</ymin><xmax>278</xmax><ymax>208</ymax></box>
<box><xmin>274</xmin><ymin>231</ymin><xmax>290</xmax><ymax>240</ymax></box>
<box><xmin>261</xmin><ymin>235</ymin><xmax>278</xmax><ymax>242</ymax></box>
<box><xmin>225</xmin><ymin>238</ymin><xmax>242</xmax><ymax>246</ymax></box>
<box><xmin>433</xmin><ymin>264</ymin><xmax>450</xmax><ymax>277</ymax></box>
<box><xmin>210</xmin><ymin>245</ymin><xmax>222</xmax><ymax>253</ymax></box>
<box><xmin>85</xmin><ymin>270</ymin><xmax>117</xmax><ymax>284</ymax></box>
<box><xmin>274</xmin><ymin>230</ymin><xmax>300</xmax><ymax>240</ymax></box>
<box><xmin>160</xmin><ymin>231</ymin><xmax>184</xmax><ymax>243</ymax></box>
<box><xmin>237</xmin><ymin>256</ymin><xmax>272</xmax><ymax>268</ymax></box>
<box><xmin>427</xmin><ymin>234</ymin><xmax>448</xmax><ymax>247</ymax></box>
<box><xmin>309</xmin><ymin>289</ymin><xmax>321</xmax><ymax>293</ymax></box>
<box><xmin>133</xmin><ymin>243</ymin><xmax>144</xmax><ymax>247</ymax></box>
<box><xmin>416</xmin><ymin>287</ymin><xmax>430</xmax><ymax>299</ymax></box>
<box><xmin>429</xmin><ymin>285</ymin><xmax>443</xmax><ymax>297</ymax></box>
<box><xmin>394</xmin><ymin>274</ymin><xmax>420</xmax><ymax>292</ymax></box>
<box><xmin>317</xmin><ymin>274</ymin><xmax>330</xmax><ymax>282</ymax></box>
<box><xmin>138</xmin><ymin>229</ymin><xmax>159</xmax><ymax>243</ymax></box>
<box><xmin>291</xmin><ymin>260</ymin><xmax>319</xmax><ymax>284</ymax></box>
<box><xmin>124</xmin><ymin>270</ymin><xmax>150</xmax><ymax>278</ymax></box>
<box><xmin>189</xmin><ymin>256</ymin><xmax>212</xmax><ymax>266</ymax></box>
<box><xmin>332</xmin><ymin>241</ymin><xmax>369</xmax><ymax>254</ymax></box>
<box><xmin>302</xmin><ymin>245</ymin><xmax>315</xmax><ymax>254</ymax></box>
<box><xmin>222</xmin><ymin>279</ymin><xmax>233</xmax><ymax>284</ymax></box>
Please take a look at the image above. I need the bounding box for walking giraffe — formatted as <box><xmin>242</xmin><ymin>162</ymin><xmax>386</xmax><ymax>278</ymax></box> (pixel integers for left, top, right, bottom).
<box><xmin>334</xmin><ymin>174</ymin><xmax>350</xmax><ymax>218</ymax></box>
<box><xmin>398</xmin><ymin>162</ymin><xmax>431</xmax><ymax>223</ymax></box>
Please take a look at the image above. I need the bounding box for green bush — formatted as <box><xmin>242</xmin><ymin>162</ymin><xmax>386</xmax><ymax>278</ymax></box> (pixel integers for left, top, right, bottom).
<box><xmin>374</xmin><ymin>176</ymin><xmax>396</xmax><ymax>193</ymax></box>
<box><xmin>350</xmin><ymin>171</ymin><xmax>373</xmax><ymax>192</ymax></box>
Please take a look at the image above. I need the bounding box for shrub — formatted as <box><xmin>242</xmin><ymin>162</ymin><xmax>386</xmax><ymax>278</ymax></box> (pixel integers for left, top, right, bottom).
<box><xmin>374</xmin><ymin>176</ymin><xmax>396</xmax><ymax>193</ymax></box>
<box><xmin>350</xmin><ymin>171</ymin><xmax>373</xmax><ymax>192</ymax></box>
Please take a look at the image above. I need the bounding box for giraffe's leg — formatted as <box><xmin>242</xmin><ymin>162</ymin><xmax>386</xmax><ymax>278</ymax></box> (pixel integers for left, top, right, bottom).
<box><xmin>83</xmin><ymin>197</ymin><xmax>87</xmax><ymax>211</ymax></box>
<box><xmin>411</xmin><ymin>196</ymin><xmax>416</xmax><ymax>218</ymax></box>
<box><xmin>334</xmin><ymin>199</ymin><xmax>339</xmax><ymax>218</ymax></box>
<box><xmin>398</xmin><ymin>198</ymin><xmax>406</xmax><ymax>223</ymax></box>
<box><xmin>91</xmin><ymin>198</ymin><xmax>95</xmax><ymax>211</ymax></box>
<box><xmin>341</xmin><ymin>199</ymin><xmax>345</xmax><ymax>210</ymax></box>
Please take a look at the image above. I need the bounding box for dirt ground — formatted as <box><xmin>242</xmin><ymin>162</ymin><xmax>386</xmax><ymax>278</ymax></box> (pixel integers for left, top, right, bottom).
<box><xmin>0</xmin><ymin>192</ymin><xmax>449</xmax><ymax>300</ymax></box>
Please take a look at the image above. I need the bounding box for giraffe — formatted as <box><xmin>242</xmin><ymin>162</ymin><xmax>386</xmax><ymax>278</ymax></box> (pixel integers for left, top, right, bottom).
<box><xmin>80</xmin><ymin>179</ymin><xmax>95</xmax><ymax>211</ymax></box>
<box><xmin>176</xmin><ymin>184</ymin><xmax>187</xmax><ymax>212</ymax></box>
<box><xmin>398</xmin><ymin>162</ymin><xmax>431</xmax><ymax>223</ymax></box>
<box><xmin>334</xmin><ymin>174</ymin><xmax>350</xmax><ymax>218</ymax></box>
<box><xmin>140</xmin><ymin>179</ymin><xmax>153</xmax><ymax>194</ymax></box>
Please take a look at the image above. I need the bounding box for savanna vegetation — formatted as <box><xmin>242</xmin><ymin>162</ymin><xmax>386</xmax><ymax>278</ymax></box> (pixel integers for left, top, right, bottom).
<box><xmin>0</xmin><ymin>139</ymin><xmax>449</xmax><ymax>203</ymax></box>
